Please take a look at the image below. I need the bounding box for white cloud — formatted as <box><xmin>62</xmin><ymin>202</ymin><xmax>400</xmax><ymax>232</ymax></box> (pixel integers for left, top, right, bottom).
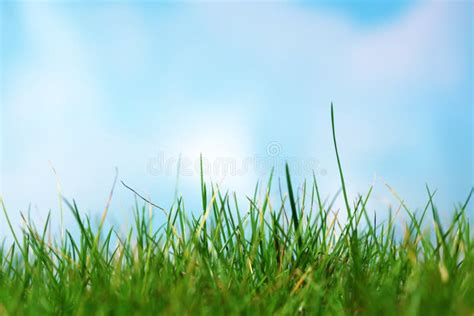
<box><xmin>2</xmin><ymin>4</ymin><xmax>126</xmax><ymax>224</ymax></box>
<box><xmin>193</xmin><ymin>1</ymin><xmax>470</xmax><ymax>155</ymax></box>
<box><xmin>348</xmin><ymin>2</ymin><xmax>467</xmax><ymax>87</ymax></box>
<box><xmin>2</xmin><ymin>3</ymin><xmax>258</xmax><ymax>226</ymax></box>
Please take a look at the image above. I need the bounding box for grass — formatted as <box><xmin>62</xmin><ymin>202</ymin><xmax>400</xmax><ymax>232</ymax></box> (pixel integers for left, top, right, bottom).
<box><xmin>0</xmin><ymin>105</ymin><xmax>473</xmax><ymax>315</ymax></box>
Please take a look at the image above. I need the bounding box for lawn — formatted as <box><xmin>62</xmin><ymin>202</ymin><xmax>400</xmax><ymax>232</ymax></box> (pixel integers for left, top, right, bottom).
<box><xmin>1</xmin><ymin>106</ymin><xmax>472</xmax><ymax>315</ymax></box>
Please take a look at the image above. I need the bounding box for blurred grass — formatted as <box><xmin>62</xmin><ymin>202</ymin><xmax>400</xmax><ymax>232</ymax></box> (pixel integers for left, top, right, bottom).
<box><xmin>0</xmin><ymin>107</ymin><xmax>472</xmax><ymax>315</ymax></box>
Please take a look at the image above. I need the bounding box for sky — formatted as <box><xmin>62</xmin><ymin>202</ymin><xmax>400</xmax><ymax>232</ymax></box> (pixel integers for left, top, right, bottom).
<box><xmin>1</xmin><ymin>1</ymin><xmax>473</xmax><ymax>232</ymax></box>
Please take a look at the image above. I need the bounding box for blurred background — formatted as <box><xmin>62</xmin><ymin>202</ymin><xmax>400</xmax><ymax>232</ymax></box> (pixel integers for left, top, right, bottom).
<box><xmin>1</xmin><ymin>1</ymin><xmax>473</xmax><ymax>231</ymax></box>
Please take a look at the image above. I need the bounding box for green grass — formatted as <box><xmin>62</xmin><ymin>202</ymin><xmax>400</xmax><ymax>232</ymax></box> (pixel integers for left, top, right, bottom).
<box><xmin>1</xmin><ymin>105</ymin><xmax>473</xmax><ymax>315</ymax></box>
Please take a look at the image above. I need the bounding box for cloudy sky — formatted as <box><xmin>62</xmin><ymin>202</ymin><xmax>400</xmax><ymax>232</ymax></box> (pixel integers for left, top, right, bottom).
<box><xmin>1</xmin><ymin>1</ymin><xmax>473</xmax><ymax>231</ymax></box>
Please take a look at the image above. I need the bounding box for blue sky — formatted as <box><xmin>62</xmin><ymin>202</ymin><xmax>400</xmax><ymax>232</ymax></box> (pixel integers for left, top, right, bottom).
<box><xmin>1</xmin><ymin>1</ymin><xmax>473</xmax><ymax>230</ymax></box>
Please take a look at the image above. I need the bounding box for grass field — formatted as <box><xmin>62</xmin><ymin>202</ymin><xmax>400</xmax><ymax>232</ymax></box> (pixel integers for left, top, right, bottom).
<box><xmin>1</xmin><ymin>106</ymin><xmax>473</xmax><ymax>315</ymax></box>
